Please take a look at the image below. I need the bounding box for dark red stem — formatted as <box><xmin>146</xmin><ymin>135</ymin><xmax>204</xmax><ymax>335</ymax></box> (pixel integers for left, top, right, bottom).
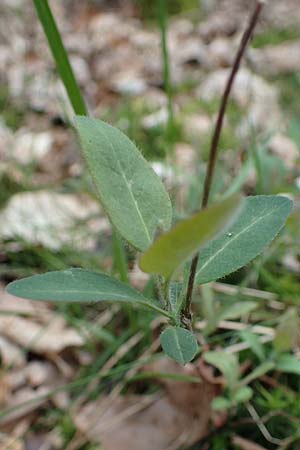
<box><xmin>183</xmin><ymin>1</ymin><xmax>264</xmax><ymax>323</ymax></box>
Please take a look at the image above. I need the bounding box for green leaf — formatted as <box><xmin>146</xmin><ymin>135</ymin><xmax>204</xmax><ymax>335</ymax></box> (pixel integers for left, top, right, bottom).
<box><xmin>276</xmin><ymin>354</ymin><xmax>300</xmax><ymax>375</ymax></box>
<box><xmin>274</xmin><ymin>308</ymin><xmax>299</xmax><ymax>353</ymax></box>
<box><xmin>6</xmin><ymin>268</ymin><xmax>169</xmax><ymax>316</ymax></box>
<box><xmin>219</xmin><ymin>301</ymin><xmax>257</xmax><ymax>321</ymax></box>
<box><xmin>196</xmin><ymin>195</ymin><xmax>293</xmax><ymax>285</ymax></box>
<box><xmin>204</xmin><ymin>351</ymin><xmax>239</xmax><ymax>391</ymax></box>
<box><xmin>240</xmin><ymin>330</ymin><xmax>265</xmax><ymax>361</ymax></box>
<box><xmin>240</xmin><ymin>361</ymin><xmax>275</xmax><ymax>386</ymax></box>
<box><xmin>212</xmin><ymin>396</ymin><xmax>231</xmax><ymax>411</ymax></box>
<box><xmin>75</xmin><ymin>116</ymin><xmax>172</xmax><ymax>251</ymax></box>
<box><xmin>140</xmin><ymin>194</ymin><xmax>243</xmax><ymax>280</ymax></box>
<box><xmin>233</xmin><ymin>386</ymin><xmax>253</xmax><ymax>404</ymax></box>
<box><xmin>169</xmin><ymin>282</ymin><xmax>183</xmax><ymax>312</ymax></box>
<box><xmin>33</xmin><ymin>0</ymin><xmax>87</xmax><ymax>116</ymax></box>
<box><xmin>160</xmin><ymin>327</ymin><xmax>198</xmax><ymax>365</ymax></box>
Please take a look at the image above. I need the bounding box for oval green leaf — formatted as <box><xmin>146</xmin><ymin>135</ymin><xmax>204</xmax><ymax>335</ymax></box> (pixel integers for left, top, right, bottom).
<box><xmin>212</xmin><ymin>396</ymin><xmax>231</xmax><ymax>411</ymax></box>
<box><xmin>140</xmin><ymin>194</ymin><xmax>243</xmax><ymax>280</ymax></box>
<box><xmin>196</xmin><ymin>195</ymin><xmax>293</xmax><ymax>285</ymax></box>
<box><xmin>276</xmin><ymin>354</ymin><xmax>300</xmax><ymax>375</ymax></box>
<box><xmin>75</xmin><ymin>116</ymin><xmax>172</xmax><ymax>251</ymax></box>
<box><xmin>160</xmin><ymin>327</ymin><xmax>199</xmax><ymax>365</ymax></box>
<box><xmin>274</xmin><ymin>307</ymin><xmax>299</xmax><ymax>353</ymax></box>
<box><xmin>219</xmin><ymin>301</ymin><xmax>257</xmax><ymax>321</ymax></box>
<box><xmin>204</xmin><ymin>351</ymin><xmax>239</xmax><ymax>391</ymax></box>
<box><xmin>5</xmin><ymin>268</ymin><xmax>166</xmax><ymax>315</ymax></box>
<box><xmin>233</xmin><ymin>386</ymin><xmax>253</xmax><ymax>404</ymax></box>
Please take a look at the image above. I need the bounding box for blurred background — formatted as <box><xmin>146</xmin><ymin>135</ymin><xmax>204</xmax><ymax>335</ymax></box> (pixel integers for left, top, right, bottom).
<box><xmin>0</xmin><ymin>1</ymin><xmax>300</xmax><ymax>449</ymax></box>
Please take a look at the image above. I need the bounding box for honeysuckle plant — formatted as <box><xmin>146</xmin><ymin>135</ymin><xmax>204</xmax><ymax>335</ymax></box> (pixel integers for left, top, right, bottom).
<box><xmin>6</xmin><ymin>0</ymin><xmax>294</xmax><ymax>366</ymax></box>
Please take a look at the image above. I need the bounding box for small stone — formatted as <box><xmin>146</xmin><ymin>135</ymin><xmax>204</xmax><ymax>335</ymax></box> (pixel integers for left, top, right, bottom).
<box><xmin>183</xmin><ymin>114</ymin><xmax>211</xmax><ymax>141</ymax></box>
<box><xmin>142</xmin><ymin>108</ymin><xmax>168</xmax><ymax>129</ymax></box>
<box><xmin>269</xmin><ymin>134</ymin><xmax>299</xmax><ymax>169</ymax></box>
<box><xmin>111</xmin><ymin>72</ymin><xmax>147</xmax><ymax>96</ymax></box>
<box><xmin>12</xmin><ymin>131</ymin><xmax>53</xmax><ymax>165</ymax></box>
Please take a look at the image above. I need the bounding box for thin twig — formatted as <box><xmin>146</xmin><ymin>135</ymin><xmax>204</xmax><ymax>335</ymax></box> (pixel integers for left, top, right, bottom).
<box><xmin>246</xmin><ymin>403</ymin><xmax>288</xmax><ymax>446</ymax></box>
<box><xmin>183</xmin><ymin>1</ymin><xmax>264</xmax><ymax>323</ymax></box>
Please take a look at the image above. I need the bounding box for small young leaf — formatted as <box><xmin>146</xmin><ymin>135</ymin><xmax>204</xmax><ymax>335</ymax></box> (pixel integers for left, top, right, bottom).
<box><xmin>160</xmin><ymin>327</ymin><xmax>198</xmax><ymax>365</ymax></box>
<box><xmin>212</xmin><ymin>396</ymin><xmax>231</xmax><ymax>411</ymax></box>
<box><xmin>6</xmin><ymin>268</ymin><xmax>167</xmax><ymax>316</ymax></box>
<box><xmin>240</xmin><ymin>330</ymin><xmax>265</xmax><ymax>361</ymax></box>
<box><xmin>196</xmin><ymin>195</ymin><xmax>293</xmax><ymax>285</ymax></box>
<box><xmin>140</xmin><ymin>194</ymin><xmax>243</xmax><ymax>280</ymax></box>
<box><xmin>276</xmin><ymin>354</ymin><xmax>300</xmax><ymax>375</ymax></box>
<box><xmin>204</xmin><ymin>351</ymin><xmax>239</xmax><ymax>391</ymax></box>
<box><xmin>219</xmin><ymin>301</ymin><xmax>257</xmax><ymax>321</ymax></box>
<box><xmin>240</xmin><ymin>361</ymin><xmax>275</xmax><ymax>386</ymax></box>
<box><xmin>168</xmin><ymin>282</ymin><xmax>183</xmax><ymax>312</ymax></box>
<box><xmin>75</xmin><ymin>116</ymin><xmax>172</xmax><ymax>251</ymax></box>
<box><xmin>274</xmin><ymin>307</ymin><xmax>299</xmax><ymax>353</ymax></box>
<box><xmin>233</xmin><ymin>386</ymin><xmax>253</xmax><ymax>404</ymax></box>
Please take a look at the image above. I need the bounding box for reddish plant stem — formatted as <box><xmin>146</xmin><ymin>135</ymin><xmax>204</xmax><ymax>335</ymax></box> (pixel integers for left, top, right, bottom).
<box><xmin>183</xmin><ymin>1</ymin><xmax>264</xmax><ymax>323</ymax></box>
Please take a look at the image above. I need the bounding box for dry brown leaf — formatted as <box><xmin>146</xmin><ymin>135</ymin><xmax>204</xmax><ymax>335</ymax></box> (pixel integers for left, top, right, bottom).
<box><xmin>0</xmin><ymin>372</ymin><xmax>11</xmax><ymax>406</ymax></box>
<box><xmin>24</xmin><ymin>361</ymin><xmax>56</xmax><ymax>387</ymax></box>
<box><xmin>0</xmin><ymin>191</ymin><xmax>108</xmax><ymax>251</ymax></box>
<box><xmin>11</xmin><ymin>131</ymin><xmax>53</xmax><ymax>165</ymax></box>
<box><xmin>0</xmin><ymin>336</ymin><xmax>25</xmax><ymax>368</ymax></box>
<box><xmin>0</xmin><ymin>314</ymin><xmax>84</xmax><ymax>354</ymax></box>
<box><xmin>252</xmin><ymin>41</ymin><xmax>300</xmax><ymax>76</ymax></box>
<box><xmin>5</xmin><ymin>369</ymin><xmax>26</xmax><ymax>392</ymax></box>
<box><xmin>0</xmin><ymin>434</ymin><xmax>24</xmax><ymax>450</ymax></box>
<box><xmin>0</xmin><ymin>287</ymin><xmax>51</xmax><ymax>322</ymax></box>
<box><xmin>0</xmin><ymin>387</ymin><xmax>48</xmax><ymax>426</ymax></box>
<box><xmin>75</xmin><ymin>358</ymin><xmax>220</xmax><ymax>450</ymax></box>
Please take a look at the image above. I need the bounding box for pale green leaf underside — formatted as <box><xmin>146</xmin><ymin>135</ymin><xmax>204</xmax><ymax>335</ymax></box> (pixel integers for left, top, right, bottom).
<box><xmin>276</xmin><ymin>354</ymin><xmax>300</xmax><ymax>375</ymax></box>
<box><xmin>6</xmin><ymin>268</ymin><xmax>160</xmax><ymax>313</ymax></box>
<box><xmin>274</xmin><ymin>308</ymin><xmax>299</xmax><ymax>353</ymax></box>
<box><xmin>220</xmin><ymin>301</ymin><xmax>257</xmax><ymax>321</ymax></box>
<box><xmin>204</xmin><ymin>351</ymin><xmax>239</xmax><ymax>390</ymax></box>
<box><xmin>196</xmin><ymin>195</ymin><xmax>293</xmax><ymax>285</ymax></box>
<box><xmin>160</xmin><ymin>327</ymin><xmax>198</xmax><ymax>365</ymax></box>
<box><xmin>75</xmin><ymin>116</ymin><xmax>172</xmax><ymax>251</ymax></box>
<box><xmin>140</xmin><ymin>194</ymin><xmax>243</xmax><ymax>280</ymax></box>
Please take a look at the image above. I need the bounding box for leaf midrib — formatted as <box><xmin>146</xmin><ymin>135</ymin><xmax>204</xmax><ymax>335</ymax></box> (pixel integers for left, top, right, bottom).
<box><xmin>18</xmin><ymin>288</ymin><xmax>138</xmax><ymax>299</ymax></box>
<box><xmin>97</xmin><ymin>125</ymin><xmax>152</xmax><ymax>246</ymax></box>
<box><xmin>173</xmin><ymin>329</ymin><xmax>184</xmax><ymax>365</ymax></box>
<box><xmin>196</xmin><ymin>206</ymin><xmax>281</xmax><ymax>279</ymax></box>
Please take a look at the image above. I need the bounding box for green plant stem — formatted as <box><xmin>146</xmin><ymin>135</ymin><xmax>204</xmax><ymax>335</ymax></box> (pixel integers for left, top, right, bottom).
<box><xmin>33</xmin><ymin>0</ymin><xmax>87</xmax><ymax>116</ymax></box>
<box><xmin>33</xmin><ymin>0</ymin><xmax>129</xmax><ymax>283</ymax></box>
<box><xmin>157</xmin><ymin>0</ymin><xmax>175</xmax><ymax>155</ymax></box>
<box><xmin>183</xmin><ymin>1</ymin><xmax>264</xmax><ymax>324</ymax></box>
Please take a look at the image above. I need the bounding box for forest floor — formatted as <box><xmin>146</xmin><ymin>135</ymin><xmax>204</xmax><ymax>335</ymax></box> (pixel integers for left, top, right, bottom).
<box><xmin>0</xmin><ymin>1</ymin><xmax>300</xmax><ymax>449</ymax></box>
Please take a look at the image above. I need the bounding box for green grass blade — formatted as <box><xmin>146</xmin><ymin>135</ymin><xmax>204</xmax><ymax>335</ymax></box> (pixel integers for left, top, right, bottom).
<box><xmin>157</xmin><ymin>0</ymin><xmax>175</xmax><ymax>154</ymax></box>
<box><xmin>112</xmin><ymin>230</ymin><xmax>129</xmax><ymax>284</ymax></box>
<box><xmin>33</xmin><ymin>0</ymin><xmax>87</xmax><ymax>116</ymax></box>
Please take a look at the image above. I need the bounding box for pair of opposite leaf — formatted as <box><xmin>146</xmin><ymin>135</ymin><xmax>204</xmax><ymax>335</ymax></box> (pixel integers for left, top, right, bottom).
<box><xmin>6</xmin><ymin>117</ymin><xmax>294</xmax><ymax>365</ymax></box>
